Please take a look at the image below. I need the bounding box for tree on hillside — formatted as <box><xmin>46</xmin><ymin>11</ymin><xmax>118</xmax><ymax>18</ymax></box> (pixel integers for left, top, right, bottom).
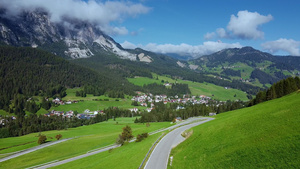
<box><xmin>250</xmin><ymin>77</ymin><xmax>300</xmax><ymax>107</ymax></box>
<box><xmin>266</xmin><ymin>86</ymin><xmax>277</xmax><ymax>101</ymax></box>
<box><xmin>121</xmin><ymin>125</ymin><xmax>134</xmax><ymax>141</ymax></box>
<box><xmin>41</xmin><ymin>98</ymin><xmax>51</xmax><ymax>110</ymax></box>
<box><xmin>294</xmin><ymin>76</ymin><xmax>300</xmax><ymax>89</ymax></box>
<box><xmin>116</xmin><ymin>125</ymin><xmax>133</xmax><ymax>145</ymax></box>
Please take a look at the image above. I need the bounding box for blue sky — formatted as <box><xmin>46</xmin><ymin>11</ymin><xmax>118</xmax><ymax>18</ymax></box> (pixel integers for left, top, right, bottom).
<box><xmin>111</xmin><ymin>0</ymin><xmax>300</xmax><ymax>57</ymax></box>
<box><xmin>2</xmin><ymin>0</ymin><xmax>299</xmax><ymax>57</ymax></box>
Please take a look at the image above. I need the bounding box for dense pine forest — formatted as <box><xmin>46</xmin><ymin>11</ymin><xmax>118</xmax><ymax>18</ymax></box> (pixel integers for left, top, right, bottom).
<box><xmin>0</xmin><ymin>46</ymin><xmax>137</xmax><ymax>111</ymax></box>
<box><xmin>249</xmin><ymin>77</ymin><xmax>300</xmax><ymax>106</ymax></box>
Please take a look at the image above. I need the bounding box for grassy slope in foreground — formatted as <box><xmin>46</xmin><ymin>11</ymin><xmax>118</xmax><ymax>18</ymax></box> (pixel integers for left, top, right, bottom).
<box><xmin>170</xmin><ymin>92</ymin><xmax>300</xmax><ymax>169</ymax></box>
<box><xmin>53</xmin><ymin>133</ymin><xmax>163</xmax><ymax>169</ymax></box>
<box><xmin>0</xmin><ymin>118</ymin><xmax>171</xmax><ymax>169</ymax></box>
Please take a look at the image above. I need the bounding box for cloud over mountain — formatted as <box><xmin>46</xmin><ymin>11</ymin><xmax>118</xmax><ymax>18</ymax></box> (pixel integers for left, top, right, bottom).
<box><xmin>0</xmin><ymin>0</ymin><xmax>150</xmax><ymax>36</ymax></box>
<box><xmin>121</xmin><ymin>41</ymin><xmax>242</xmax><ymax>58</ymax></box>
<box><xmin>261</xmin><ymin>38</ymin><xmax>300</xmax><ymax>56</ymax></box>
<box><xmin>205</xmin><ymin>10</ymin><xmax>273</xmax><ymax>40</ymax></box>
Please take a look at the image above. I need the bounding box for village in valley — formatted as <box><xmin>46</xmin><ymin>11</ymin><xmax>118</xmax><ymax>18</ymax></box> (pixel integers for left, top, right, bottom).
<box><xmin>40</xmin><ymin>91</ymin><xmax>217</xmax><ymax>120</ymax></box>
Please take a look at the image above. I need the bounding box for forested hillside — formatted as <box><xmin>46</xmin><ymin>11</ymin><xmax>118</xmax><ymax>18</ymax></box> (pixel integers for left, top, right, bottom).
<box><xmin>72</xmin><ymin>50</ymin><xmax>261</xmax><ymax>96</ymax></box>
<box><xmin>250</xmin><ymin>76</ymin><xmax>300</xmax><ymax>106</ymax></box>
<box><xmin>0</xmin><ymin>46</ymin><xmax>138</xmax><ymax>111</ymax></box>
<box><xmin>190</xmin><ymin>47</ymin><xmax>300</xmax><ymax>87</ymax></box>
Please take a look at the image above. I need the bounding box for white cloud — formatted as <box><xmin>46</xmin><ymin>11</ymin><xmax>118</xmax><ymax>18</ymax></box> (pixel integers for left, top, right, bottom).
<box><xmin>121</xmin><ymin>41</ymin><xmax>242</xmax><ymax>57</ymax></box>
<box><xmin>204</xmin><ymin>32</ymin><xmax>216</xmax><ymax>40</ymax></box>
<box><xmin>0</xmin><ymin>0</ymin><xmax>150</xmax><ymax>36</ymax></box>
<box><xmin>261</xmin><ymin>38</ymin><xmax>300</xmax><ymax>56</ymax></box>
<box><xmin>216</xmin><ymin>28</ymin><xmax>228</xmax><ymax>38</ymax></box>
<box><xmin>102</xmin><ymin>26</ymin><xmax>129</xmax><ymax>36</ymax></box>
<box><xmin>227</xmin><ymin>10</ymin><xmax>273</xmax><ymax>39</ymax></box>
<box><xmin>206</xmin><ymin>10</ymin><xmax>273</xmax><ymax>40</ymax></box>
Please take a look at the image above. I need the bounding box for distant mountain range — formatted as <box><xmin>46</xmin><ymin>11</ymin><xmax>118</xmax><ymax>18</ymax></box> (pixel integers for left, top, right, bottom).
<box><xmin>1</xmin><ymin>7</ymin><xmax>299</xmax><ymax>89</ymax></box>
<box><xmin>187</xmin><ymin>47</ymin><xmax>300</xmax><ymax>87</ymax></box>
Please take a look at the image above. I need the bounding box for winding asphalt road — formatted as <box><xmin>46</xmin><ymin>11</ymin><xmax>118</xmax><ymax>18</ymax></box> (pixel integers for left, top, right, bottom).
<box><xmin>31</xmin><ymin>117</ymin><xmax>211</xmax><ymax>168</ymax></box>
<box><xmin>0</xmin><ymin>117</ymin><xmax>213</xmax><ymax>168</ymax></box>
<box><xmin>144</xmin><ymin>117</ymin><xmax>214</xmax><ymax>169</ymax></box>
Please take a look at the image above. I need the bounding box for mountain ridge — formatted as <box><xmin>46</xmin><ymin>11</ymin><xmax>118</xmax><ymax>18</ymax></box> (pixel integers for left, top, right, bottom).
<box><xmin>0</xmin><ymin>8</ymin><xmax>138</xmax><ymax>60</ymax></box>
<box><xmin>189</xmin><ymin>46</ymin><xmax>300</xmax><ymax>86</ymax></box>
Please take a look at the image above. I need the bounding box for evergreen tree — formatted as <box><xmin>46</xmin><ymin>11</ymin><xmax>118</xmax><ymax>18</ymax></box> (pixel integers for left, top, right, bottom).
<box><xmin>266</xmin><ymin>86</ymin><xmax>277</xmax><ymax>100</ymax></box>
<box><xmin>41</xmin><ymin>98</ymin><xmax>51</xmax><ymax>110</ymax></box>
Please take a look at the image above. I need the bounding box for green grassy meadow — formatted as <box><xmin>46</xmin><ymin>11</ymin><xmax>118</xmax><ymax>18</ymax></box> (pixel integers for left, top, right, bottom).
<box><xmin>0</xmin><ymin>88</ymin><xmax>142</xmax><ymax>115</ymax></box>
<box><xmin>50</xmin><ymin>99</ymin><xmax>143</xmax><ymax>113</ymax></box>
<box><xmin>54</xmin><ymin>132</ymin><xmax>164</xmax><ymax>169</ymax></box>
<box><xmin>176</xmin><ymin>80</ymin><xmax>248</xmax><ymax>101</ymax></box>
<box><xmin>127</xmin><ymin>76</ymin><xmax>163</xmax><ymax>86</ymax></box>
<box><xmin>62</xmin><ymin>88</ymin><xmax>106</xmax><ymax>101</ymax></box>
<box><xmin>50</xmin><ymin>88</ymin><xmax>147</xmax><ymax>113</ymax></box>
<box><xmin>0</xmin><ymin>117</ymin><xmax>172</xmax><ymax>169</ymax></box>
<box><xmin>127</xmin><ymin>74</ymin><xmax>248</xmax><ymax>101</ymax></box>
<box><xmin>169</xmin><ymin>92</ymin><xmax>300</xmax><ymax>169</ymax></box>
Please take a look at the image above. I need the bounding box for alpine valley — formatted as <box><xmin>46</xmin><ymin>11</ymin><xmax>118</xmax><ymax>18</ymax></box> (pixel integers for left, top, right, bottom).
<box><xmin>0</xmin><ymin>8</ymin><xmax>300</xmax><ymax>126</ymax></box>
<box><xmin>0</xmin><ymin>3</ymin><xmax>300</xmax><ymax>169</ymax></box>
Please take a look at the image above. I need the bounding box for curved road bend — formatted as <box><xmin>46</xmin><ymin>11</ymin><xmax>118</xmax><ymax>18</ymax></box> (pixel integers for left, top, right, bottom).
<box><xmin>32</xmin><ymin>117</ymin><xmax>208</xmax><ymax>168</ymax></box>
<box><xmin>6</xmin><ymin>116</ymin><xmax>208</xmax><ymax>168</ymax></box>
<box><xmin>144</xmin><ymin>117</ymin><xmax>214</xmax><ymax>169</ymax></box>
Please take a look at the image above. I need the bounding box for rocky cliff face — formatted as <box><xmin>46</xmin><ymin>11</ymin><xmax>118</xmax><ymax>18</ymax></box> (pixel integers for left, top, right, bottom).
<box><xmin>0</xmin><ymin>8</ymin><xmax>137</xmax><ymax>60</ymax></box>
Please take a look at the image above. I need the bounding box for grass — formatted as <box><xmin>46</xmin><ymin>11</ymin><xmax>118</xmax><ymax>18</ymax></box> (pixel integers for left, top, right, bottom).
<box><xmin>62</xmin><ymin>88</ymin><xmax>106</xmax><ymax>101</ymax></box>
<box><xmin>176</xmin><ymin>80</ymin><xmax>248</xmax><ymax>101</ymax></box>
<box><xmin>232</xmin><ymin>62</ymin><xmax>254</xmax><ymax>79</ymax></box>
<box><xmin>127</xmin><ymin>77</ymin><xmax>162</xmax><ymax>86</ymax></box>
<box><xmin>127</xmin><ymin>74</ymin><xmax>248</xmax><ymax>101</ymax></box>
<box><xmin>50</xmin><ymin>99</ymin><xmax>143</xmax><ymax>113</ymax></box>
<box><xmin>51</xmin><ymin>89</ymin><xmax>147</xmax><ymax>113</ymax></box>
<box><xmin>169</xmin><ymin>92</ymin><xmax>300</xmax><ymax>169</ymax></box>
<box><xmin>0</xmin><ymin>117</ymin><xmax>172</xmax><ymax>169</ymax></box>
<box><xmin>0</xmin><ymin>88</ymin><xmax>142</xmax><ymax>115</ymax></box>
<box><xmin>53</xmin><ymin>132</ymin><xmax>164</xmax><ymax>169</ymax></box>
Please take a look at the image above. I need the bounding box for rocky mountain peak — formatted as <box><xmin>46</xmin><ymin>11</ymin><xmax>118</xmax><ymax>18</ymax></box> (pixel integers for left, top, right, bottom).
<box><xmin>0</xmin><ymin>8</ymin><xmax>137</xmax><ymax>60</ymax></box>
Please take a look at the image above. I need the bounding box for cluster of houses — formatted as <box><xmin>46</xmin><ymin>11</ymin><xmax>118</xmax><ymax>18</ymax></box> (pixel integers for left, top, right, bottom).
<box><xmin>0</xmin><ymin>116</ymin><xmax>16</xmax><ymax>126</ymax></box>
<box><xmin>222</xmin><ymin>66</ymin><xmax>240</xmax><ymax>69</ymax></box>
<box><xmin>239</xmin><ymin>78</ymin><xmax>254</xmax><ymax>83</ymax></box>
<box><xmin>52</xmin><ymin>98</ymin><xmax>78</xmax><ymax>105</ymax></box>
<box><xmin>130</xmin><ymin>93</ymin><xmax>213</xmax><ymax>113</ymax></box>
<box><xmin>44</xmin><ymin>109</ymin><xmax>105</xmax><ymax>119</ymax></box>
<box><xmin>1</xmin><ymin>92</ymin><xmax>218</xmax><ymax>124</ymax></box>
<box><xmin>132</xmin><ymin>93</ymin><xmax>211</xmax><ymax>105</ymax></box>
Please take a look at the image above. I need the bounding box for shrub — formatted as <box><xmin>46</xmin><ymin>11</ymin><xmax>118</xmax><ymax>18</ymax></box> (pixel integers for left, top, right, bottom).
<box><xmin>116</xmin><ymin>134</ymin><xmax>125</xmax><ymax>145</ymax></box>
<box><xmin>141</xmin><ymin>132</ymin><xmax>149</xmax><ymax>138</ymax></box>
<box><xmin>38</xmin><ymin>135</ymin><xmax>47</xmax><ymax>145</ymax></box>
<box><xmin>55</xmin><ymin>134</ymin><xmax>62</xmax><ymax>140</ymax></box>
<box><xmin>136</xmin><ymin>134</ymin><xmax>143</xmax><ymax>142</ymax></box>
<box><xmin>135</xmin><ymin>132</ymin><xmax>149</xmax><ymax>142</ymax></box>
